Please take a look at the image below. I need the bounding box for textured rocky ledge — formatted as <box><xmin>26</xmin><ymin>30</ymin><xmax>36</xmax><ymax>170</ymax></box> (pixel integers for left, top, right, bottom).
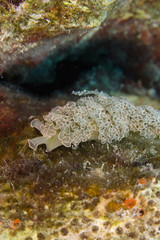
<box><xmin>0</xmin><ymin>1</ymin><xmax>160</xmax><ymax>239</ymax></box>
<box><xmin>0</xmin><ymin>0</ymin><xmax>160</xmax><ymax>96</ymax></box>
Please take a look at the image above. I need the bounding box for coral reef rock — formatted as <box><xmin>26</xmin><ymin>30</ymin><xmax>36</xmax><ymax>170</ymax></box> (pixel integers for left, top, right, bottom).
<box><xmin>1</xmin><ymin>0</ymin><xmax>160</xmax><ymax>96</ymax></box>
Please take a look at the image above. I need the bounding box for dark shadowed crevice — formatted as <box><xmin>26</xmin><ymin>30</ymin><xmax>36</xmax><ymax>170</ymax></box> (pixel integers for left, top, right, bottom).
<box><xmin>1</xmin><ymin>37</ymin><xmax>154</xmax><ymax>97</ymax></box>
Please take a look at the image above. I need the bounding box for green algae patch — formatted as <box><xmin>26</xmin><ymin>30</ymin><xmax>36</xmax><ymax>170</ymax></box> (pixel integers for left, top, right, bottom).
<box><xmin>86</xmin><ymin>184</ymin><xmax>102</xmax><ymax>198</ymax></box>
<box><xmin>106</xmin><ymin>200</ymin><xmax>124</xmax><ymax>213</ymax></box>
<box><xmin>108</xmin><ymin>0</ymin><xmax>160</xmax><ymax>20</ymax></box>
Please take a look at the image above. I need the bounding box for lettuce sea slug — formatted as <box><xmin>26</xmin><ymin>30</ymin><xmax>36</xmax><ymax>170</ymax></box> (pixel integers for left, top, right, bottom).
<box><xmin>28</xmin><ymin>90</ymin><xmax>160</xmax><ymax>152</ymax></box>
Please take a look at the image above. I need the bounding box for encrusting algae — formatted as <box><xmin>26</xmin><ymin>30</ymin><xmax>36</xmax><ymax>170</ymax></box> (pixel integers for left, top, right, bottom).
<box><xmin>0</xmin><ymin>0</ymin><xmax>115</xmax><ymax>49</ymax></box>
<box><xmin>28</xmin><ymin>90</ymin><xmax>160</xmax><ymax>152</ymax></box>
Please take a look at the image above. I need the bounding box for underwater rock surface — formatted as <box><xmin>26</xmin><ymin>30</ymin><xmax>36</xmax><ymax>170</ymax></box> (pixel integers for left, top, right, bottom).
<box><xmin>0</xmin><ymin>0</ymin><xmax>160</xmax><ymax>239</ymax></box>
<box><xmin>0</xmin><ymin>0</ymin><xmax>160</xmax><ymax>96</ymax></box>
<box><xmin>0</xmin><ymin>0</ymin><xmax>115</xmax><ymax>94</ymax></box>
<box><xmin>0</xmin><ymin>85</ymin><xmax>160</xmax><ymax>239</ymax></box>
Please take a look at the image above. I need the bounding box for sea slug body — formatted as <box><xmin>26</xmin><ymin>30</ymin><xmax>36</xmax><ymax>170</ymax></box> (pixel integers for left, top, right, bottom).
<box><xmin>28</xmin><ymin>90</ymin><xmax>160</xmax><ymax>152</ymax></box>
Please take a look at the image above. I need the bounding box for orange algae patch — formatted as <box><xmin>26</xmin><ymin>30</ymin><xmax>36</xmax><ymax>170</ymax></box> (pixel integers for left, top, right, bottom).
<box><xmin>138</xmin><ymin>178</ymin><xmax>147</xmax><ymax>185</ymax></box>
<box><xmin>12</xmin><ymin>219</ymin><xmax>22</xmax><ymax>229</ymax></box>
<box><xmin>124</xmin><ymin>198</ymin><xmax>136</xmax><ymax>209</ymax></box>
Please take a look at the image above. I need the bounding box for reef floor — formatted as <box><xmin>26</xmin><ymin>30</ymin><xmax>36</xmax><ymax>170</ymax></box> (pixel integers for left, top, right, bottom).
<box><xmin>0</xmin><ymin>85</ymin><xmax>160</xmax><ymax>240</ymax></box>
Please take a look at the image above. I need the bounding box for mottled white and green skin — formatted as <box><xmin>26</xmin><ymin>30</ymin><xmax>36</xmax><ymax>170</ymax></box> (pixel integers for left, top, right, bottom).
<box><xmin>28</xmin><ymin>118</ymin><xmax>99</xmax><ymax>152</ymax></box>
<box><xmin>28</xmin><ymin>90</ymin><xmax>160</xmax><ymax>152</ymax></box>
